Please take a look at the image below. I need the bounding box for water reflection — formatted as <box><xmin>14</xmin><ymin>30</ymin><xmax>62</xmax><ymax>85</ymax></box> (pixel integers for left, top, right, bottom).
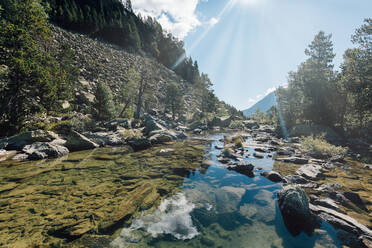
<box><xmin>112</xmin><ymin>133</ymin><xmax>342</xmax><ymax>248</ymax></box>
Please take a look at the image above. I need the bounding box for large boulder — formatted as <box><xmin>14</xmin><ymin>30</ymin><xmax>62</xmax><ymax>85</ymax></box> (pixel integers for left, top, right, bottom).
<box><xmin>23</xmin><ymin>142</ymin><xmax>69</xmax><ymax>160</ymax></box>
<box><xmin>149</xmin><ymin>133</ymin><xmax>173</xmax><ymax>145</ymax></box>
<box><xmin>143</xmin><ymin>114</ymin><xmax>164</xmax><ymax>135</ymax></box>
<box><xmin>105</xmin><ymin>119</ymin><xmax>132</xmax><ymax>131</ymax></box>
<box><xmin>296</xmin><ymin>164</ymin><xmax>323</xmax><ymax>180</ymax></box>
<box><xmin>1</xmin><ymin>130</ymin><xmax>59</xmax><ymax>150</ymax></box>
<box><xmin>63</xmin><ymin>131</ymin><xmax>99</xmax><ymax>152</ymax></box>
<box><xmin>242</xmin><ymin>120</ymin><xmax>259</xmax><ymax>129</ymax></box>
<box><xmin>228</xmin><ymin>161</ymin><xmax>254</xmax><ymax>177</ymax></box>
<box><xmin>261</xmin><ymin>171</ymin><xmax>283</xmax><ymax>183</ymax></box>
<box><xmin>277</xmin><ymin>185</ymin><xmax>318</xmax><ymax>236</ymax></box>
<box><xmin>209</xmin><ymin>116</ymin><xmax>232</xmax><ymax>128</ymax></box>
<box><xmin>83</xmin><ymin>131</ymin><xmax>126</xmax><ymax>146</ymax></box>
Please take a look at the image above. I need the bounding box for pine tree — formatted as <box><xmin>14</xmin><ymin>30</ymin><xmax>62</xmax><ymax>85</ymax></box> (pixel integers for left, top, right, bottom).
<box><xmin>92</xmin><ymin>82</ymin><xmax>115</xmax><ymax>121</ymax></box>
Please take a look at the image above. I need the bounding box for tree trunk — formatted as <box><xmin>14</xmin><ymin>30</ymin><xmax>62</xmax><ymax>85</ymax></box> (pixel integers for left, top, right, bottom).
<box><xmin>119</xmin><ymin>101</ymin><xmax>131</xmax><ymax>118</ymax></box>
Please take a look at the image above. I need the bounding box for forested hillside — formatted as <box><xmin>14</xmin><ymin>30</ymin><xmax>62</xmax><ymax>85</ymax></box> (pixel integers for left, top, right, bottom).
<box><xmin>0</xmin><ymin>0</ymin><xmax>241</xmax><ymax>136</ymax></box>
<box><xmin>276</xmin><ymin>19</ymin><xmax>372</xmax><ymax>141</ymax></box>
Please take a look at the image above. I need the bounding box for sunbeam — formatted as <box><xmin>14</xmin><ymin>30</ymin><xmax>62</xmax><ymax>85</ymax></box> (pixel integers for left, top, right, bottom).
<box><xmin>172</xmin><ymin>0</ymin><xmax>235</xmax><ymax>69</ymax></box>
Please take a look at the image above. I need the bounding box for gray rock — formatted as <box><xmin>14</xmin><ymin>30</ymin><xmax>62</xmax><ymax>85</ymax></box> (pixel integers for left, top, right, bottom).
<box><xmin>83</xmin><ymin>131</ymin><xmax>126</xmax><ymax>146</ymax></box>
<box><xmin>254</xmin><ymin>147</ymin><xmax>269</xmax><ymax>153</ymax></box>
<box><xmin>143</xmin><ymin>114</ymin><xmax>164</xmax><ymax>134</ymax></box>
<box><xmin>253</xmin><ymin>152</ymin><xmax>264</xmax><ymax>158</ymax></box>
<box><xmin>277</xmin><ymin>185</ymin><xmax>318</xmax><ymax>236</ymax></box>
<box><xmin>283</xmin><ymin>175</ymin><xmax>309</xmax><ymax>185</ymax></box>
<box><xmin>209</xmin><ymin>116</ymin><xmax>232</xmax><ymax>128</ymax></box>
<box><xmin>242</xmin><ymin>120</ymin><xmax>259</xmax><ymax>129</ymax></box>
<box><xmin>23</xmin><ymin>142</ymin><xmax>69</xmax><ymax>160</ymax></box>
<box><xmin>157</xmin><ymin>149</ymin><xmax>175</xmax><ymax>155</ymax></box>
<box><xmin>63</xmin><ymin>131</ymin><xmax>99</xmax><ymax>152</ymax></box>
<box><xmin>215</xmin><ymin>145</ymin><xmax>224</xmax><ymax>150</ymax></box>
<box><xmin>277</xmin><ymin>149</ymin><xmax>293</xmax><ymax>156</ymax></box>
<box><xmin>175</xmin><ymin>131</ymin><xmax>188</xmax><ymax>140</ymax></box>
<box><xmin>105</xmin><ymin>119</ymin><xmax>132</xmax><ymax>130</ymax></box>
<box><xmin>11</xmin><ymin>153</ymin><xmax>29</xmax><ymax>161</ymax></box>
<box><xmin>296</xmin><ymin>164</ymin><xmax>323</xmax><ymax>180</ymax></box>
<box><xmin>261</xmin><ymin>171</ymin><xmax>283</xmax><ymax>183</ymax></box>
<box><xmin>228</xmin><ymin>161</ymin><xmax>254</xmax><ymax>176</ymax></box>
<box><xmin>310</xmin><ymin>204</ymin><xmax>372</xmax><ymax>237</ymax></box>
<box><xmin>149</xmin><ymin>132</ymin><xmax>174</xmax><ymax>145</ymax></box>
<box><xmin>275</xmin><ymin>157</ymin><xmax>308</xmax><ymax>164</ymax></box>
<box><xmin>311</xmin><ymin>196</ymin><xmax>339</xmax><ymax>210</ymax></box>
<box><xmin>193</xmin><ymin>128</ymin><xmax>202</xmax><ymax>134</ymax></box>
<box><xmin>363</xmin><ymin>164</ymin><xmax>372</xmax><ymax>170</ymax></box>
<box><xmin>329</xmin><ymin>155</ymin><xmax>345</xmax><ymax>163</ymax></box>
<box><xmin>343</xmin><ymin>192</ymin><xmax>367</xmax><ymax>211</ymax></box>
<box><xmin>317</xmin><ymin>183</ymin><xmax>343</xmax><ymax>193</ymax></box>
<box><xmin>1</xmin><ymin>130</ymin><xmax>59</xmax><ymax>150</ymax></box>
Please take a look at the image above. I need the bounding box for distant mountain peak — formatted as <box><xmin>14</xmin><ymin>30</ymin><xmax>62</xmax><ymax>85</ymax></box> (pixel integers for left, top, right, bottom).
<box><xmin>242</xmin><ymin>91</ymin><xmax>276</xmax><ymax>117</ymax></box>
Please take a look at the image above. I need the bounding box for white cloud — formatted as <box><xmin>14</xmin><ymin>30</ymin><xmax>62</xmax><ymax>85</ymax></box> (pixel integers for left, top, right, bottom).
<box><xmin>207</xmin><ymin>17</ymin><xmax>219</xmax><ymax>27</ymax></box>
<box><xmin>132</xmin><ymin>0</ymin><xmax>201</xmax><ymax>39</ymax></box>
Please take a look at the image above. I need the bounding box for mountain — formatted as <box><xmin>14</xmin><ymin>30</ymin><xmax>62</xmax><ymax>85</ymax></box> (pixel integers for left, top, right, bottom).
<box><xmin>242</xmin><ymin>91</ymin><xmax>277</xmax><ymax>117</ymax></box>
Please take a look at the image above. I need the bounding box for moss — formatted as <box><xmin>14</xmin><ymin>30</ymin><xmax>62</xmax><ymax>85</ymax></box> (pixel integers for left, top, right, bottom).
<box><xmin>0</xmin><ymin>140</ymin><xmax>205</xmax><ymax>247</ymax></box>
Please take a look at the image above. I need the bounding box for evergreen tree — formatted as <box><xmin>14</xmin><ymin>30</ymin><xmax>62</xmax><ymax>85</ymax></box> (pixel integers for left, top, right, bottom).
<box><xmin>164</xmin><ymin>82</ymin><xmax>184</xmax><ymax>120</ymax></box>
<box><xmin>92</xmin><ymin>82</ymin><xmax>115</xmax><ymax>121</ymax></box>
<box><xmin>117</xmin><ymin>68</ymin><xmax>139</xmax><ymax>118</ymax></box>
<box><xmin>0</xmin><ymin>0</ymin><xmax>76</xmax><ymax>134</ymax></box>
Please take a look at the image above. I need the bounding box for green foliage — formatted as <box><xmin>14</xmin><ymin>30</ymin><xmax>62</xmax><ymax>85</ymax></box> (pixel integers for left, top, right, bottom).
<box><xmin>0</xmin><ymin>0</ymin><xmax>77</xmax><ymax>135</ymax></box>
<box><xmin>277</xmin><ymin>20</ymin><xmax>372</xmax><ymax>139</ymax></box>
<box><xmin>117</xmin><ymin>68</ymin><xmax>140</xmax><ymax>118</ymax></box>
<box><xmin>232</xmin><ymin>136</ymin><xmax>244</xmax><ymax>148</ymax></box>
<box><xmin>301</xmin><ymin>135</ymin><xmax>347</xmax><ymax>158</ymax></box>
<box><xmin>92</xmin><ymin>82</ymin><xmax>115</xmax><ymax>121</ymax></box>
<box><xmin>164</xmin><ymin>82</ymin><xmax>184</xmax><ymax>120</ymax></box>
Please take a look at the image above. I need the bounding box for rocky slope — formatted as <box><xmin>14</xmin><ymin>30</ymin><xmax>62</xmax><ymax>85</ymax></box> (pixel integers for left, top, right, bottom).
<box><xmin>50</xmin><ymin>25</ymin><xmax>201</xmax><ymax>115</ymax></box>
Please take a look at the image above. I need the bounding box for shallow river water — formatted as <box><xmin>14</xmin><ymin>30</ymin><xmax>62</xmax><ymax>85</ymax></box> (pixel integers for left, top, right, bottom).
<box><xmin>112</xmin><ymin>133</ymin><xmax>342</xmax><ymax>248</ymax></box>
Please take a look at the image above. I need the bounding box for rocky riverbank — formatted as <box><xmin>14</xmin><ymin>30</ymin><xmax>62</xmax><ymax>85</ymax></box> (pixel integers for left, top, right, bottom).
<box><xmin>1</xmin><ymin>117</ymin><xmax>372</xmax><ymax>247</ymax></box>
<box><xmin>212</xmin><ymin>126</ymin><xmax>372</xmax><ymax>248</ymax></box>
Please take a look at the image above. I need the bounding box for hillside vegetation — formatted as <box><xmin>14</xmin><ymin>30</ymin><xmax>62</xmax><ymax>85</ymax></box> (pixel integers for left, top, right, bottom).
<box><xmin>0</xmin><ymin>0</ymin><xmax>242</xmax><ymax>137</ymax></box>
<box><xmin>276</xmin><ymin>20</ymin><xmax>372</xmax><ymax>141</ymax></box>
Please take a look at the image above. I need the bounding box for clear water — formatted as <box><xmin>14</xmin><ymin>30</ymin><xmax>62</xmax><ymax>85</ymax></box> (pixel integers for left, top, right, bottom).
<box><xmin>112</xmin><ymin>133</ymin><xmax>342</xmax><ymax>248</ymax></box>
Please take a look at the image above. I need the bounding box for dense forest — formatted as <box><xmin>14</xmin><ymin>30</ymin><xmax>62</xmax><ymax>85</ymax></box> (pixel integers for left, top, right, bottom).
<box><xmin>276</xmin><ymin>19</ymin><xmax>372</xmax><ymax>141</ymax></box>
<box><xmin>0</xmin><ymin>0</ymin><xmax>237</xmax><ymax>136</ymax></box>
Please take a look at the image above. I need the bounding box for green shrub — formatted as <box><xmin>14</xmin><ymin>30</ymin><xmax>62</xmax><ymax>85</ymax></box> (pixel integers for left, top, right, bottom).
<box><xmin>233</xmin><ymin>136</ymin><xmax>244</xmax><ymax>148</ymax></box>
<box><xmin>223</xmin><ymin>148</ymin><xmax>233</xmax><ymax>157</ymax></box>
<box><xmin>301</xmin><ymin>135</ymin><xmax>347</xmax><ymax>158</ymax></box>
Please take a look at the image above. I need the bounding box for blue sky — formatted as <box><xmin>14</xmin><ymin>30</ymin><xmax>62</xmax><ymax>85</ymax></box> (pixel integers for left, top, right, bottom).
<box><xmin>133</xmin><ymin>0</ymin><xmax>371</xmax><ymax>110</ymax></box>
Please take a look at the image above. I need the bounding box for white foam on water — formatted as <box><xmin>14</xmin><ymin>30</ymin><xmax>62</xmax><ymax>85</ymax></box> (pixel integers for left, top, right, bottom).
<box><xmin>112</xmin><ymin>193</ymin><xmax>199</xmax><ymax>247</ymax></box>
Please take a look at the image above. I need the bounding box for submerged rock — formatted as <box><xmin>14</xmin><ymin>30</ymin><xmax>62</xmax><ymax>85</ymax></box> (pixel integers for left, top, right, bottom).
<box><xmin>128</xmin><ymin>138</ymin><xmax>152</xmax><ymax>151</ymax></box>
<box><xmin>277</xmin><ymin>185</ymin><xmax>318</xmax><ymax>236</ymax></box>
